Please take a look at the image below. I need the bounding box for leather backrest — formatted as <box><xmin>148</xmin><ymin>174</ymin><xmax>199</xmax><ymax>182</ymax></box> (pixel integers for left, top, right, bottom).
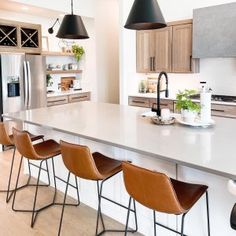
<box><xmin>60</xmin><ymin>140</ymin><xmax>103</xmax><ymax>180</ymax></box>
<box><xmin>122</xmin><ymin>162</ymin><xmax>184</xmax><ymax>214</ymax></box>
<box><xmin>0</xmin><ymin>122</ymin><xmax>13</xmax><ymax>145</ymax></box>
<box><xmin>12</xmin><ymin>128</ymin><xmax>39</xmax><ymax>160</ymax></box>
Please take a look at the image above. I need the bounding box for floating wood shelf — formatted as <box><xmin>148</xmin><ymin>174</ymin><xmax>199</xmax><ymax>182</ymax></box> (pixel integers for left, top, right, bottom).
<box><xmin>46</xmin><ymin>70</ymin><xmax>82</xmax><ymax>75</ymax></box>
<box><xmin>42</xmin><ymin>51</ymin><xmax>74</xmax><ymax>56</ymax></box>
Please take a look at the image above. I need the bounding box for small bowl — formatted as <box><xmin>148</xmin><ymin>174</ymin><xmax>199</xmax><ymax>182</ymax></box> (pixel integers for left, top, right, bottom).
<box><xmin>151</xmin><ymin>116</ymin><xmax>175</xmax><ymax>125</ymax></box>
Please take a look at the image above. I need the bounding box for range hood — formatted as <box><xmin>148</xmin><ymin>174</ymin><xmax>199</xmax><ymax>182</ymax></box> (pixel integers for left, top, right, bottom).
<box><xmin>193</xmin><ymin>2</ymin><xmax>236</xmax><ymax>58</ymax></box>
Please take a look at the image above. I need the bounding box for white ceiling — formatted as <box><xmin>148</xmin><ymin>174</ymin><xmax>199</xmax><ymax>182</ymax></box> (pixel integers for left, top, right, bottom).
<box><xmin>4</xmin><ymin>0</ymin><xmax>96</xmax><ymax>18</ymax></box>
<box><xmin>0</xmin><ymin>0</ymin><xmax>66</xmax><ymax>18</ymax></box>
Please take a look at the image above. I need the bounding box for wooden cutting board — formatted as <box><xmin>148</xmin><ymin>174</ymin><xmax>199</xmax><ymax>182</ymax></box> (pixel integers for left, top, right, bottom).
<box><xmin>61</xmin><ymin>77</ymin><xmax>75</xmax><ymax>91</ymax></box>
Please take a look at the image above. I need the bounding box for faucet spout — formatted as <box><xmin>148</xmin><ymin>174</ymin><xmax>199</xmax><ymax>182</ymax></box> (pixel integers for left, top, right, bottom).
<box><xmin>151</xmin><ymin>71</ymin><xmax>169</xmax><ymax>116</ymax></box>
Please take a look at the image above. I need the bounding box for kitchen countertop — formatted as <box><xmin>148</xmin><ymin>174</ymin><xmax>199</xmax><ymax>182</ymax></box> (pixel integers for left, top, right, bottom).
<box><xmin>47</xmin><ymin>90</ymin><xmax>90</xmax><ymax>98</ymax></box>
<box><xmin>129</xmin><ymin>93</ymin><xmax>236</xmax><ymax>106</ymax></box>
<box><xmin>3</xmin><ymin>101</ymin><xmax>236</xmax><ymax>179</ymax></box>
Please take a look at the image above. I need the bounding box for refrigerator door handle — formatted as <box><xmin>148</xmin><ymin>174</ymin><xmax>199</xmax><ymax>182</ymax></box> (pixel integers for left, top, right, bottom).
<box><xmin>23</xmin><ymin>61</ymin><xmax>28</xmax><ymax>109</ymax></box>
<box><xmin>26</xmin><ymin>61</ymin><xmax>32</xmax><ymax>108</ymax></box>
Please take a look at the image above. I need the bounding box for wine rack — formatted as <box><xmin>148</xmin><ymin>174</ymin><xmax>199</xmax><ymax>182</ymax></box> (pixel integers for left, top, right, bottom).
<box><xmin>0</xmin><ymin>19</ymin><xmax>42</xmax><ymax>53</ymax></box>
<box><xmin>21</xmin><ymin>28</ymin><xmax>39</xmax><ymax>48</ymax></box>
<box><xmin>0</xmin><ymin>25</ymin><xmax>17</xmax><ymax>47</ymax></box>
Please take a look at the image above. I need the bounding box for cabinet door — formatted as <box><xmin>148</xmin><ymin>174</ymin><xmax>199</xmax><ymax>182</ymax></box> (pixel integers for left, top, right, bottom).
<box><xmin>136</xmin><ymin>31</ymin><xmax>154</xmax><ymax>73</ymax></box>
<box><xmin>68</xmin><ymin>92</ymin><xmax>91</xmax><ymax>103</ymax></box>
<box><xmin>172</xmin><ymin>24</ymin><xmax>196</xmax><ymax>73</ymax></box>
<box><xmin>153</xmin><ymin>27</ymin><xmax>172</xmax><ymax>72</ymax></box>
<box><xmin>47</xmin><ymin>96</ymin><xmax>68</xmax><ymax>107</ymax></box>
<box><xmin>128</xmin><ymin>96</ymin><xmax>150</xmax><ymax>108</ymax></box>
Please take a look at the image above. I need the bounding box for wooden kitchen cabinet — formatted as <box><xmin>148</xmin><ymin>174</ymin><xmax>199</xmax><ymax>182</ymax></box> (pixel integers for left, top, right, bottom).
<box><xmin>47</xmin><ymin>92</ymin><xmax>91</xmax><ymax>107</ymax></box>
<box><xmin>172</xmin><ymin>23</ymin><xmax>199</xmax><ymax>73</ymax></box>
<box><xmin>128</xmin><ymin>96</ymin><xmax>150</xmax><ymax>108</ymax></box>
<box><xmin>128</xmin><ymin>96</ymin><xmax>174</xmax><ymax>111</ymax></box>
<box><xmin>153</xmin><ymin>27</ymin><xmax>172</xmax><ymax>72</ymax></box>
<box><xmin>136</xmin><ymin>27</ymin><xmax>171</xmax><ymax>73</ymax></box>
<box><xmin>0</xmin><ymin>18</ymin><xmax>42</xmax><ymax>54</ymax></box>
<box><xmin>136</xmin><ymin>30</ymin><xmax>154</xmax><ymax>73</ymax></box>
<box><xmin>136</xmin><ymin>19</ymin><xmax>199</xmax><ymax>73</ymax></box>
<box><xmin>68</xmin><ymin>92</ymin><xmax>91</xmax><ymax>103</ymax></box>
<box><xmin>47</xmin><ymin>96</ymin><xmax>69</xmax><ymax>107</ymax></box>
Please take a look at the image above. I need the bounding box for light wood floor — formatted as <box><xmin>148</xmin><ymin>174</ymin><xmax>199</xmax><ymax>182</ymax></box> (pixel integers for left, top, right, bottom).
<box><xmin>0</xmin><ymin>149</ymin><xmax>142</xmax><ymax>236</ymax></box>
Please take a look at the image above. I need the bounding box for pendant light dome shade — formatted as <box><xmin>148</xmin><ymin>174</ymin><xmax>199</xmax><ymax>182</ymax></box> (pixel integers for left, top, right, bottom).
<box><xmin>124</xmin><ymin>0</ymin><xmax>167</xmax><ymax>30</ymax></box>
<box><xmin>56</xmin><ymin>15</ymin><xmax>89</xmax><ymax>39</ymax></box>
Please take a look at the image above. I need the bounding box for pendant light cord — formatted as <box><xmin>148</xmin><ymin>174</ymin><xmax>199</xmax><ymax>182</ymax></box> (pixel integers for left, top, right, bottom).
<box><xmin>71</xmin><ymin>0</ymin><xmax>74</xmax><ymax>15</ymax></box>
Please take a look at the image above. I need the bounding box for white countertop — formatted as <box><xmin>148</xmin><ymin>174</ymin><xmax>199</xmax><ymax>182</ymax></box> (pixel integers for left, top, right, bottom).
<box><xmin>129</xmin><ymin>93</ymin><xmax>236</xmax><ymax>106</ymax></box>
<box><xmin>4</xmin><ymin>101</ymin><xmax>236</xmax><ymax>179</ymax></box>
<box><xmin>47</xmin><ymin>90</ymin><xmax>90</xmax><ymax>98</ymax></box>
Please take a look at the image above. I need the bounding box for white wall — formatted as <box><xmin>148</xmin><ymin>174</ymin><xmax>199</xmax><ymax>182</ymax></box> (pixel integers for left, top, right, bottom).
<box><xmin>0</xmin><ymin>9</ymin><xmax>98</xmax><ymax>100</ymax></box>
<box><xmin>95</xmin><ymin>0</ymin><xmax>120</xmax><ymax>104</ymax></box>
<box><xmin>119</xmin><ymin>0</ymin><xmax>236</xmax><ymax>104</ymax></box>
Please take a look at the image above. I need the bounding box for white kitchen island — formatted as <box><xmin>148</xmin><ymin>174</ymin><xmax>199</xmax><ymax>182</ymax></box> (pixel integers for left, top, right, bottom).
<box><xmin>3</xmin><ymin>101</ymin><xmax>236</xmax><ymax>236</ymax></box>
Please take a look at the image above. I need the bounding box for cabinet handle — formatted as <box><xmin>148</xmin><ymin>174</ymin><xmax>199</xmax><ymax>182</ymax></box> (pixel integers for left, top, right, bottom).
<box><xmin>72</xmin><ymin>96</ymin><xmax>88</xmax><ymax>100</ymax></box>
<box><xmin>190</xmin><ymin>55</ymin><xmax>192</xmax><ymax>71</ymax></box>
<box><xmin>153</xmin><ymin>57</ymin><xmax>156</xmax><ymax>71</ymax></box>
<box><xmin>150</xmin><ymin>57</ymin><xmax>153</xmax><ymax>71</ymax></box>
<box><xmin>132</xmin><ymin>100</ymin><xmax>145</xmax><ymax>104</ymax></box>
<box><xmin>48</xmin><ymin>99</ymin><xmax>67</xmax><ymax>103</ymax></box>
<box><xmin>211</xmin><ymin>109</ymin><xmax>225</xmax><ymax>113</ymax></box>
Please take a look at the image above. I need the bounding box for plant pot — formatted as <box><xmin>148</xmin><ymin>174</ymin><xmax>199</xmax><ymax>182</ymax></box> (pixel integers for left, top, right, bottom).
<box><xmin>181</xmin><ymin>109</ymin><xmax>197</xmax><ymax>123</ymax></box>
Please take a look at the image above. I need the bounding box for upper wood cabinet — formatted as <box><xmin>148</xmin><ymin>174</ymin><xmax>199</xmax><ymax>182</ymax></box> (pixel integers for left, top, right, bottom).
<box><xmin>172</xmin><ymin>23</ymin><xmax>199</xmax><ymax>73</ymax></box>
<box><xmin>136</xmin><ymin>30</ymin><xmax>154</xmax><ymax>73</ymax></box>
<box><xmin>136</xmin><ymin>19</ymin><xmax>199</xmax><ymax>73</ymax></box>
<box><xmin>153</xmin><ymin>27</ymin><xmax>172</xmax><ymax>72</ymax></box>
<box><xmin>0</xmin><ymin>19</ymin><xmax>42</xmax><ymax>54</ymax></box>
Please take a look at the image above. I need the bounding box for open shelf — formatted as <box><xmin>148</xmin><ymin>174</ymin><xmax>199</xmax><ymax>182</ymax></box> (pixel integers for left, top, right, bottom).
<box><xmin>46</xmin><ymin>70</ymin><xmax>82</xmax><ymax>75</ymax></box>
<box><xmin>42</xmin><ymin>51</ymin><xmax>74</xmax><ymax>57</ymax></box>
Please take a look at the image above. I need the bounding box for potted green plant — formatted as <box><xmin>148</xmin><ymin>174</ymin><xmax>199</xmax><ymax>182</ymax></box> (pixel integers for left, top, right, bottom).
<box><xmin>46</xmin><ymin>74</ymin><xmax>53</xmax><ymax>88</ymax></box>
<box><xmin>72</xmin><ymin>44</ymin><xmax>85</xmax><ymax>62</ymax></box>
<box><xmin>176</xmin><ymin>89</ymin><xmax>200</xmax><ymax>123</ymax></box>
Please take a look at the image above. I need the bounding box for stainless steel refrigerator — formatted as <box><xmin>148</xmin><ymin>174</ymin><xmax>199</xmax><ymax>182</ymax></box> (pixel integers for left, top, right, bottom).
<box><xmin>0</xmin><ymin>53</ymin><xmax>47</xmax><ymax>131</ymax></box>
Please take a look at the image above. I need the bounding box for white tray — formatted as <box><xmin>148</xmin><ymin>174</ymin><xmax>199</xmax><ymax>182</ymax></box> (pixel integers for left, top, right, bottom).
<box><xmin>176</xmin><ymin>117</ymin><xmax>215</xmax><ymax>128</ymax></box>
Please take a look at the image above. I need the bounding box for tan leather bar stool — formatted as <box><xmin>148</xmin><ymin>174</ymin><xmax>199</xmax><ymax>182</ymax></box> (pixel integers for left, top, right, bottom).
<box><xmin>0</xmin><ymin>122</ymin><xmax>45</xmax><ymax>203</ymax></box>
<box><xmin>12</xmin><ymin>128</ymin><xmax>80</xmax><ymax>228</ymax></box>
<box><xmin>58</xmin><ymin>140</ymin><xmax>138</xmax><ymax>236</ymax></box>
<box><xmin>122</xmin><ymin>162</ymin><xmax>210</xmax><ymax>236</ymax></box>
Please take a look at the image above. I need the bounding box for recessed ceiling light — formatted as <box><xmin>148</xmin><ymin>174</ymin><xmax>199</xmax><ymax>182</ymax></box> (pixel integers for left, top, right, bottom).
<box><xmin>21</xmin><ymin>6</ymin><xmax>29</xmax><ymax>11</ymax></box>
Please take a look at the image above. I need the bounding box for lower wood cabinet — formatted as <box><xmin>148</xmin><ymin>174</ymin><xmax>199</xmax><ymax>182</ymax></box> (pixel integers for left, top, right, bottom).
<box><xmin>47</xmin><ymin>92</ymin><xmax>91</xmax><ymax>107</ymax></box>
<box><xmin>128</xmin><ymin>96</ymin><xmax>174</xmax><ymax>111</ymax></box>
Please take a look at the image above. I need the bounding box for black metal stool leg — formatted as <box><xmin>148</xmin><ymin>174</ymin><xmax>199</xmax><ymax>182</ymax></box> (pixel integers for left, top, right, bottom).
<box><xmin>153</xmin><ymin>211</ymin><xmax>157</xmax><ymax>236</ymax></box>
<box><xmin>31</xmin><ymin>160</ymin><xmax>44</xmax><ymax>227</ymax></box>
<box><xmin>124</xmin><ymin>197</ymin><xmax>132</xmax><ymax>236</ymax></box>
<box><xmin>12</xmin><ymin>155</ymin><xmax>24</xmax><ymax>211</ymax></box>
<box><xmin>181</xmin><ymin>213</ymin><xmax>186</xmax><ymax>236</ymax></box>
<box><xmin>45</xmin><ymin>159</ymin><xmax>51</xmax><ymax>186</ymax></box>
<box><xmin>206</xmin><ymin>191</ymin><xmax>211</xmax><ymax>236</ymax></box>
<box><xmin>51</xmin><ymin>157</ymin><xmax>57</xmax><ymax>203</ymax></box>
<box><xmin>96</xmin><ymin>180</ymin><xmax>106</xmax><ymax>236</ymax></box>
<box><xmin>75</xmin><ymin>176</ymin><xmax>80</xmax><ymax>204</ymax></box>
<box><xmin>58</xmin><ymin>172</ymin><xmax>71</xmax><ymax>236</ymax></box>
<box><xmin>6</xmin><ymin>147</ymin><xmax>16</xmax><ymax>203</ymax></box>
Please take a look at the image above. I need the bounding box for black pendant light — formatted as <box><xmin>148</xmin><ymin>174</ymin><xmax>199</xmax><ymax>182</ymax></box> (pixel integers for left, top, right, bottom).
<box><xmin>124</xmin><ymin>0</ymin><xmax>167</xmax><ymax>30</ymax></box>
<box><xmin>56</xmin><ymin>0</ymin><xmax>89</xmax><ymax>39</ymax></box>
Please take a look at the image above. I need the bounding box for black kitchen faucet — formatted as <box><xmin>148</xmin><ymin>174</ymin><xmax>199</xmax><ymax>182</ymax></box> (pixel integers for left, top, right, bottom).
<box><xmin>152</xmin><ymin>71</ymin><xmax>169</xmax><ymax>116</ymax></box>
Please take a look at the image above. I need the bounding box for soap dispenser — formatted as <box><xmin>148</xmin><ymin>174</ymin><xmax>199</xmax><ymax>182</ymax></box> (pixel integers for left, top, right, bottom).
<box><xmin>200</xmin><ymin>82</ymin><xmax>212</xmax><ymax>123</ymax></box>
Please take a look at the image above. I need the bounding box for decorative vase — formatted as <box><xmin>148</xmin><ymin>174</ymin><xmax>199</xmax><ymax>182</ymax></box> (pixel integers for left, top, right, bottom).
<box><xmin>181</xmin><ymin>109</ymin><xmax>197</xmax><ymax>123</ymax></box>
